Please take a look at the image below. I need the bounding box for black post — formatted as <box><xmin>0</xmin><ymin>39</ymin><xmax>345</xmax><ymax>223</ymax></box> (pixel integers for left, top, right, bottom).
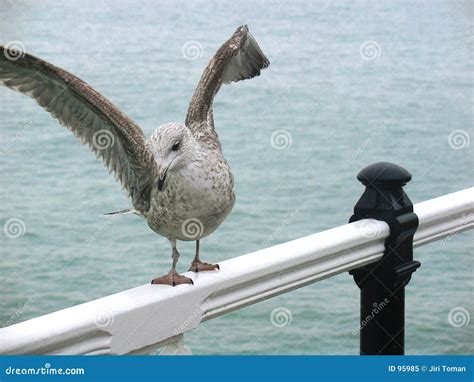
<box><xmin>349</xmin><ymin>162</ymin><xmax>420</xmax><ymax>355</ymax></box>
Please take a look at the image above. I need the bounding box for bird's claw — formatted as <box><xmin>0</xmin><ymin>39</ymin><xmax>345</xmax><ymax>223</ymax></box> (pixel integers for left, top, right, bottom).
<box><xmin>151</xmin><ymin>270</ymin><xmax>194</xmax><ymax>286</ymax></box>
<box><xmin>188</xmin><ymin>260</ymin><xmax>220</xmax><ymax>273</ymax></box>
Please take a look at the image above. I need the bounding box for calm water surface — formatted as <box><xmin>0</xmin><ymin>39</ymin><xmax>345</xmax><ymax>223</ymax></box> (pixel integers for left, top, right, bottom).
<box><xmin>0</xmin><ymin>0</ymin><xmax>472</xmax><ymax>354</ymax></box>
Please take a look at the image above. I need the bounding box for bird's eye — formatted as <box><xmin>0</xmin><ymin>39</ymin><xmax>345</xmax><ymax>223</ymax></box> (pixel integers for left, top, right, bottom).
<box><xmin>171</xmin><ymin>141</ymin><xmax>181</xmax><ymax>151</ymax></box>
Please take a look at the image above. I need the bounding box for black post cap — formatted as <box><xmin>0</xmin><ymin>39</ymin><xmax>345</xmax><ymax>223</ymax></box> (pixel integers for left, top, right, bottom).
<box><xmin>357</xmin><ymin>162</ymin><xmax>412</xmax><ymax>188</ymax></box>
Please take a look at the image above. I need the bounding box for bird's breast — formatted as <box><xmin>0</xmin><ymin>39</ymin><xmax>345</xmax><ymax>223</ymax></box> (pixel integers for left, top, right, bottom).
<box><xmin>147</xmin><ymin>158</ymin><xmax>235</xmax><ymax>240</ymax></box>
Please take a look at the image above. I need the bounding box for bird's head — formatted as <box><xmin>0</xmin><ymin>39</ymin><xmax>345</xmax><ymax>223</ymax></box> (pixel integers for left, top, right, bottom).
<box><xmin>149</xmin><ymin>122</ymin><xmax>195</xmax><ymax>191</ymax></box>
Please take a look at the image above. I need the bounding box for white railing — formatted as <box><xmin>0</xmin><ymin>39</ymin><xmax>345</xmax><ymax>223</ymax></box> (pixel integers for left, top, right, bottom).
<box><xmin>0</xmin><ymin>188</ymin><xmax>472</xmax><ymax>355</ymax></box>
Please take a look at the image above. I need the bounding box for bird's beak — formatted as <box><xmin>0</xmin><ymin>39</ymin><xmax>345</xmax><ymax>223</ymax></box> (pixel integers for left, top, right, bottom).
<box><xmin>157</xmin><ymin>156</ymin><xmax>176</xmax><ymax>192</ymax></box>
<box><xmin>157</xmin><ymin>166</ymin><xmax>169</xmax><ymax>191</ymax></box>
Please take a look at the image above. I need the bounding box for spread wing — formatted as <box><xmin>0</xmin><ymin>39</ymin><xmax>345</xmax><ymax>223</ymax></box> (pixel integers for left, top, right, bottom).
<box><xmin>185</xmin><ymin>25</ymin><xmax>269</xmax><ymax>149</ymax></box>
<box><xmin>0</xmin><ymin>46</ymin><xmax>157</xmax><ymax>213</ymax></box>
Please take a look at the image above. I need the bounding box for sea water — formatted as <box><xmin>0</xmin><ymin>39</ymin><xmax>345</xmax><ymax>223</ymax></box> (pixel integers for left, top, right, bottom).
<box><xmin>0</xmin><ymin>0</ymin><xmax>472</xmax><ymax>354</ymax></box>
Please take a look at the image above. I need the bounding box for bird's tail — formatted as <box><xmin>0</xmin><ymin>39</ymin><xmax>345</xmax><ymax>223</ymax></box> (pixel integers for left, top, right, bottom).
<box><xmin>103</xmin><ymin>208</ymin><xmax>139</xmax><ymax>216</ymax></box>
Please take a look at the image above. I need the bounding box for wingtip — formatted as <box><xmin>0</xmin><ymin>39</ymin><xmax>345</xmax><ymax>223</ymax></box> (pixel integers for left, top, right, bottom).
<box><xmin>103</xmin><ymin>208</ymin><xmax>136</xmax><ymax>216</ymax></box>
<box><xmin>236</xmin><ymin>25</ymin><xmax>249</xmax><ymax>36</ymax></box>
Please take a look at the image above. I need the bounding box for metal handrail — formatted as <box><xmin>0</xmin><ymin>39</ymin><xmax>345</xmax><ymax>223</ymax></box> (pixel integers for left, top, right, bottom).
<box><xmin>0</xmin><ymin>177</ymin><xmax>472</xmax><ymax>355</ymax></box>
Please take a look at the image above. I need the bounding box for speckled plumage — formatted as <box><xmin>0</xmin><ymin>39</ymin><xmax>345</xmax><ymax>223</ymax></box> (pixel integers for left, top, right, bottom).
<box><xmin>146</xmin><ymin>122</ymin><xmax>235</xmax><ymax>241</ymax></box>
<box><xmin>0</xmin><ymin>25</ymin><xmax>269</xmax><ymax>285</ymax></box>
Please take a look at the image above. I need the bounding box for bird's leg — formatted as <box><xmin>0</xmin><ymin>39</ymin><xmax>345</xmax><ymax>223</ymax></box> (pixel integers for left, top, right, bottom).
<box><xmin>151</xmin><ymin>240</ymin><xmax>194</xmax><ymax>286</ymax></box>
<box><xmin>188</xmin><ymin>240</ymin><xmax>220</xmax><ymax>272</ymax></box>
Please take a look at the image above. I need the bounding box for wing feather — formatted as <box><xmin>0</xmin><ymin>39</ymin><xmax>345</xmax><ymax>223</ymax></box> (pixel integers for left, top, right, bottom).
<box><xmin>0</xmin><ymin>47</ymin><xmax>156</xmax><ymax>212</ymax></box>
<box><xmin>185</xmin><ymin>25</ymin><xmax>269</xmax><ymax>148</ymax></box>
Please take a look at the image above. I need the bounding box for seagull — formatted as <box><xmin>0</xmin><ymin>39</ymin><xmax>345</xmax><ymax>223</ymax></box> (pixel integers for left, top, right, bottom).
<box><xmin>0</xmin><ymin>26</ymin><xmax>269</xmax><ymax>286</ymax></box>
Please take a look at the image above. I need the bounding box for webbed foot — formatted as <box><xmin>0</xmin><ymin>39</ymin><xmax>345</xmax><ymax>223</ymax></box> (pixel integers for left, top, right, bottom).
<box><xmin>151</xmin><ymin>270</ymin><xmax>194</xmax><ymax>286</ymax></box>
<box><xmin>188</xmin><ymin>260</ymin><xmax>220</xmax><ymax>273</ymax></box>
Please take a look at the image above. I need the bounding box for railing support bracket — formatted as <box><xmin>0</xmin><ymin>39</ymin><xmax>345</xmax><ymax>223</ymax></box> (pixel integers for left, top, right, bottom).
<box><xmin>349</xmin><ymin>162</ymin><xmax>420</xmax><ymax>355</ymax></box>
